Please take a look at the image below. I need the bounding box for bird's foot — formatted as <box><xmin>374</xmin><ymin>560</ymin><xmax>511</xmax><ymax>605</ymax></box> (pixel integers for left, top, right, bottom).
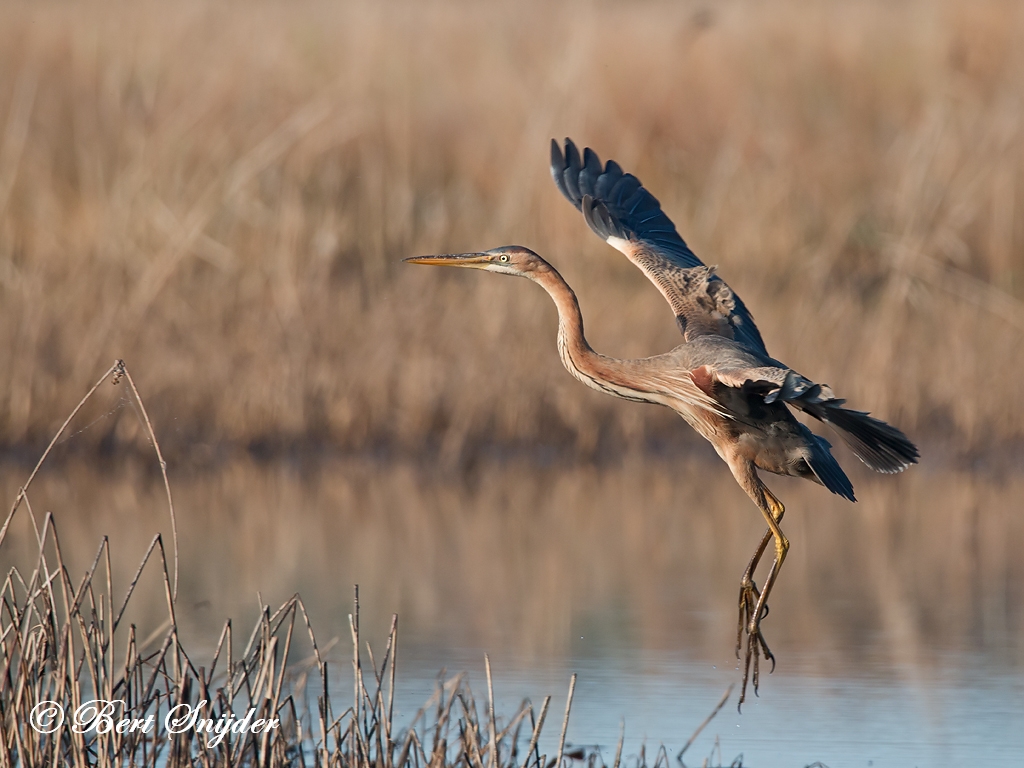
<box><xmin>737</xmin><ymin>615</ymin><xmax>775</xmax><ymax>710</ymax></box>
<box><xmin>735</xmin><ymin>578</ymin><xmax>768</xmax><ymax>658</ymax></box>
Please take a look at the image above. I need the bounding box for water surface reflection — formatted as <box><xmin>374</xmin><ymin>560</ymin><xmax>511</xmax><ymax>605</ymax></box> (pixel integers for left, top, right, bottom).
<box><xmin>1</xmin><ymin>454</ymin><xmax>1020</xmax><ymax>765</ymax></box>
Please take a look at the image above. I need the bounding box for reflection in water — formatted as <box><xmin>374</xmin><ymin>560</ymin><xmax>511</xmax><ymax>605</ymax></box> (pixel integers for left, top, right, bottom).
<box><xmin>1</xmin><ymin>453</ymin><xmax>1022</xmax><ymax>765</ymax></box>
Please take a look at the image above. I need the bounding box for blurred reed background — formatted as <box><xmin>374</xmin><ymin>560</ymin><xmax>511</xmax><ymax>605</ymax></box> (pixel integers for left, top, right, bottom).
<box><xmin>0</xmin><ymin>0</ymin><xmax>1022</xmax><ymax>459</ymax></box>
<box><xmin>0</xmin><ymin>0</ymin><xmax>1022</xmax><ymax>669</ymax></box>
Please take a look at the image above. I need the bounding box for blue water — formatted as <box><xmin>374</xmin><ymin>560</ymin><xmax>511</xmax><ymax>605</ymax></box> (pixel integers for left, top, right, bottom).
<box><xmin>389</xmin><ymin>646</ymin><xmax>1024</xmax><ymax>768</ymax></box>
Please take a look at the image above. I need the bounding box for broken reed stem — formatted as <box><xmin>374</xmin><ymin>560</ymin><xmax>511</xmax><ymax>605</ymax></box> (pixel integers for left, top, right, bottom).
<box><xmin>612</xmin><ymin>720</ymin><xmax>624</xmax><ymax>768</ymax></box>
<box><xmin>350</xmin><ymin>584</ymin><xmax>361</xmax><ymax>764</ymax></box>
<box><xmin>388</xmin><ymin>613</ymin><xmax>398</xmax><ymax>768</ymax></box>
<box><xmin>678</xmin><ymin>684</ymin><xmax>733</xmax><ymax>760</ymax></box>
<box><xmin>555</xmin><ymin>673</ymin><xmax>576</xmax><ymax>768</ymax></box>
<box><xmin>486</xmin><ymin>654</ymin><xmax>498</xmax><ymax>768</ymax></box>
<box><xmin>521</xmin><ymin>695</ymin><xmax>550</xmax><ymax>768</ymax></box>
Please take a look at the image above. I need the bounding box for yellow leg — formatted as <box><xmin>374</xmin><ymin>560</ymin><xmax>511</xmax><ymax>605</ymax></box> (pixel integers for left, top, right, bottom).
<box><xmin>739</xmin><ymin>488</ymin><xmax>787</xmax><ymax>708</ymax></box>
<box><xmin>724</xmin><ymin>457</ymin><xmax>792</xmax><ymax>709</ymax></box>
<box><xmin>736</xmin><ymin>488</ymin><xmax>786</xmax><ymax>657</ymax></box>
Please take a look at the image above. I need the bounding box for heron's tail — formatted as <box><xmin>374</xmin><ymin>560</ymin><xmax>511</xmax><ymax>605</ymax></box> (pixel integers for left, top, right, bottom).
<box><xmin>806</xmin><ymin>434</ymin><xmax>856</xmax><ymax>502</ymax></box>
<box><xmin>803</xmin><ymin>403</ymin><xmax>919</xmax><ymax>474</ymax></box>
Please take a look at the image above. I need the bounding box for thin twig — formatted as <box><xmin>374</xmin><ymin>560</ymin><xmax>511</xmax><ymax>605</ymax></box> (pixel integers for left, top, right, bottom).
<box><xmin>119</xmin><ymin>361</ymin><xmax>180</xmax><ymax>601</ymax></box>
<box><xmin>0</xmin><ymin>362</ymin><xmax>120</xmax><ymax>550</ymax></box>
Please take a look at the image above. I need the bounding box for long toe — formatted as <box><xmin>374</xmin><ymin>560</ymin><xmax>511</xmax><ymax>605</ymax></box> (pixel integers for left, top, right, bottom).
<box><xmin>738</xmin><ymin>627</ymin><xmax>757</xmax><ymax>710</ymax></box>
<box><xmin>760</xmin><ymin>632</ymin><xmax>776</xmax><ymax>673</ymax></box>
<box><xmin>735</xmin><ymin>582</ymin><xmax>760</xmax><ymax>659</ymax></box>
<box><xmin>752</xmin><ymin>636</ymin><xmax>761</xmax><ymax>695</ymax></box>
<box><xmin>738</xmin><ymin>617</ymin><xmax>776</xmax><ymax>710</ymax></box>
<box><xmin>736</xmin><ymin>597</ymin><xmax>748</xmax><ymax>659</ymax></box>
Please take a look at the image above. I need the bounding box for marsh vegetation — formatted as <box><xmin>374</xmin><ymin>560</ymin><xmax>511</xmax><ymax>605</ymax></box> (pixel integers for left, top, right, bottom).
<box><xmin>0</xmin><ymin>0</ymin><xmax>1022</xmax><ymax>765</ymax></box>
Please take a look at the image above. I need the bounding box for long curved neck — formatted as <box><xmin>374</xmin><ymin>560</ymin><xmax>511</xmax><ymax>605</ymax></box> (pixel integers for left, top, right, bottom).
<box><xmin>529</xmin><ymin>263</ymin><xmax>591</xmax><ymax>357</ymax></box>
<box><xmin>529</xmin><ymin>264</ymin><xmax>646</xmax><ymax>402</ymax></box>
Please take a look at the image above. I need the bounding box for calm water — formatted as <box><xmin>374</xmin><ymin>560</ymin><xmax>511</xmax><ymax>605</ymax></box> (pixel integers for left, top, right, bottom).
<box><xmin>1</xmin><ymin>453</ymin><xmax>1022</xmax><ymax>765</ymax></box>
<box><xmin>390</xmin><ymin>645</ymin><xmax>1024</xmax><ymax>768</ymax></box>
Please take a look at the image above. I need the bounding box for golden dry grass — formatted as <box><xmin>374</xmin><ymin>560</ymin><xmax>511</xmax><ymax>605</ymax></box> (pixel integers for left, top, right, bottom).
<box><xmin>1</xmin><ymin>0</ymin><xmax>1023</xmax><ymax>459</ymax></box>
<box><xmin>1</xmin><ymin>505</ymin><xmax>588</xmax><ymax>766</ymax></box>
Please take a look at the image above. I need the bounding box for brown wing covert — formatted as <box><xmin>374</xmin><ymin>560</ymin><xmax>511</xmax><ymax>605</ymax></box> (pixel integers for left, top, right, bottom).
<box><xmin>551</xmin><ymin>138</ymin><xmax>768</xmax><ymax>355</ymax></box>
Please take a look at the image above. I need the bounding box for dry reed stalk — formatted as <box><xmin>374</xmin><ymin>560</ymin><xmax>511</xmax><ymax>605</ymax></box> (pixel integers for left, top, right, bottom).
<box><xmin>0</xmin><ymin>362</ymin><xmax>120</xmax><ymax>549</ymax></box>
<box><xmin>118</xmin><ymin>363</ymin><xmax>179</xmax><ymax>602</ymax></box>
<box><xmin>521</xmin><ymin>695</ymin><xmax>550</xmax><ymax>768</ymax></box>
<box><xmin>486</xmin><ymin>654</ymin><xmax>498</xmax><ymax>768</ymax></box>
<box><xmin>555</xmin><ymin>673</ymin><xmax>576</xmax><ymax>768</ymax></box>
<box><xmin>677</xmin><ymin>686</ymin><xmax>732</xmax><ymax>760</ymax></box>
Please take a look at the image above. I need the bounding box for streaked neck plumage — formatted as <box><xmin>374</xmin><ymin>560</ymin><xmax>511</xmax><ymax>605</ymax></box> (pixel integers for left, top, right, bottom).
<box><xmin>528</xmin><ymin>262</ymin><xmax>650</xmax><ymax>403</ymax></box>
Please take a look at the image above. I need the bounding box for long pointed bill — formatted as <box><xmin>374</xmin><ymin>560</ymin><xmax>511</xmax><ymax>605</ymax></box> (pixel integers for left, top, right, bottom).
<box><xmin>403</xmin><ymin>253</ymin><xmax>490</xmax><ymax>267</ymax></box>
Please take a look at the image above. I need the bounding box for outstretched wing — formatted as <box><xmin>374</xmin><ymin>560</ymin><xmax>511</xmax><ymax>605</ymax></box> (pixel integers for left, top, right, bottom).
<box><xmin>551</xmin><ymin>138</ymin><xmax>768</xmax><ymax>356</ymax></box>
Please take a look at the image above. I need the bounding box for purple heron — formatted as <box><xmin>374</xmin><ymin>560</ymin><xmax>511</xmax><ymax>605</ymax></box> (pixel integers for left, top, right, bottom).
<box><xmin>405</xmin><ymin>138</ymin><xmax>918</xmax><ymax>706</ymax></box>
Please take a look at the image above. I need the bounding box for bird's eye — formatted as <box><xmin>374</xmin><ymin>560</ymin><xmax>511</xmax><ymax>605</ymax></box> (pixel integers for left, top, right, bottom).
<box><xmin>499</xmin><ymin>254</ymin><xmax>509</xmax><ymax>262</ymax></box>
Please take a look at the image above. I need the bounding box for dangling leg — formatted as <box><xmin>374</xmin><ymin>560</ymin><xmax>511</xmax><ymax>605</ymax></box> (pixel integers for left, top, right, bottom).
<box><xmin>740</xmin><ymin>489</ymin><xmax>787</xmax><ymax>706</ymax></box>
<box><xmin>736</xmin><ymin>487</ymin><xmax>785</xmax><ymax>660</ymax></box>
<box><xmin>726</xmin><ymin>458</ymin><xmax>789</xmax><ymax>708</ymax></box>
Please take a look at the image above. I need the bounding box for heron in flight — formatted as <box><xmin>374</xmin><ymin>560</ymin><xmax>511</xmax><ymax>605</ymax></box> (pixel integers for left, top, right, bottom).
<box><xmin>406</xmin><ymin>138</ymin><xmax>918</xmax><ymax>705</ymax></box>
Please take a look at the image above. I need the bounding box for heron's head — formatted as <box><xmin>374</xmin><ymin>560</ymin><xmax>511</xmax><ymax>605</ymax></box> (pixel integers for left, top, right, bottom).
<box><xmin>404</xmin><ymin>246</ymin><xmax>548</xmax><ymax>277</ymax></box>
